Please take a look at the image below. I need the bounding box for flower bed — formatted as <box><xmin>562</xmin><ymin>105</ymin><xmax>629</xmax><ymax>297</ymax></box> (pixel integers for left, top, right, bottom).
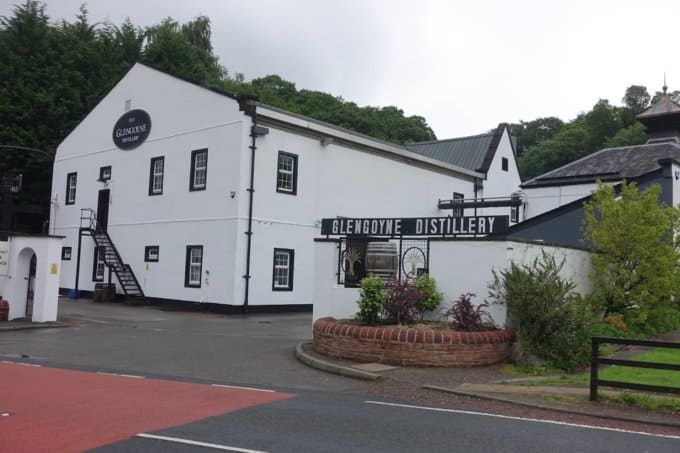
<box><xmin>313</xmin><ymin>317</ymin><xmax>515</xmax><ymax>367</ymax></box>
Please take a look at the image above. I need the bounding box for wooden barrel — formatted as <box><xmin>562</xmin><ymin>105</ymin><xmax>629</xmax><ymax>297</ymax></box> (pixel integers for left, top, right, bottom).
<box><xmin>365</xmin><ymin>242</ymin><xmax>398</xmax><ymax>281</ymax></box>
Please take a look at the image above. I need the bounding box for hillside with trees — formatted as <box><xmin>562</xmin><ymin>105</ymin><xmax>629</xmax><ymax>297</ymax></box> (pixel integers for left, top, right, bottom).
<box><xmin>513</xmin><ymin>85</ymin><xmax>677</xmax><ymax>181</ymax></box>
<box><xmin>0</xmin><ymin>1</ymin><xmax>672</xmax><ymax>231</ymax></box>
<box><xmin>0</xmin><ymin>1</ymin><xmax>435</xmax><ymax>228</ymax></box>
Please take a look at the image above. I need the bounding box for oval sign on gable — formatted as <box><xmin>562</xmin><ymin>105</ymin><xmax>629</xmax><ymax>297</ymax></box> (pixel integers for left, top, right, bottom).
<box><xmin>112</xmin><ymin>109</ymin><xmax>151</xmax><ymax>150</ymax></box>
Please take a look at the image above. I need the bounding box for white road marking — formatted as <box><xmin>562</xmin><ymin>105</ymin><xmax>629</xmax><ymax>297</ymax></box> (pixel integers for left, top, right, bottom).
<box><xmin>211</xmin><ymin>384</ymin><xmax>275</xmax><ymax>393</ymax></box>
<box><xmin>96</xmin><ymin>372</ymin><xmax>145</xmax><ymax>379</ymax></box>
<box><xmin>136</xmin><ymin>433</ymin><xmax>269</xmax><ymax>452</ymax></box>
<box><xmin>2</xmin><ymin>360</ymin><xmax>41</xmax><ymax>367</ymax></box>
<box><xmin>364</xmin><ymin>401</ymin><xmax>680</xmax><ymax>440</ymax></box>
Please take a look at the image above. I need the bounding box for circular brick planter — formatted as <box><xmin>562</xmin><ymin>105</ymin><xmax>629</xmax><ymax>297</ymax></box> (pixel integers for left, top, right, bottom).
<box><xmin>313</xmin><ymin>317</ymin><xmax>515</xmax><ymax>367</ymax></box>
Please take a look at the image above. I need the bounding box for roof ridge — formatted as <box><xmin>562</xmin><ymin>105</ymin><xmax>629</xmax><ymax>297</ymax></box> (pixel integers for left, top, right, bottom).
<box><xmin>409</xmin><ymin>131</ymin><xmax>494</xmax><ymax>146</ymax></box>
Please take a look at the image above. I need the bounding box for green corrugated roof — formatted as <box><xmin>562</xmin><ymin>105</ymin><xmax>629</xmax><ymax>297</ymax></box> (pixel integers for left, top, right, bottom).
<box><xmin>406</xmin><ymin>130</ymin><xmax>497</xmax><ymax>173</ymax></box>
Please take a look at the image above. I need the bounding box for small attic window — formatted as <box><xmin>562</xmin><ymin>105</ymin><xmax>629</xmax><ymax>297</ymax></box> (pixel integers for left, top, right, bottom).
<box><xmin>125</xmin><ymin>99</ymin><xmax>132</xmax><ymax>111</ymax></box>
<box><xmin>502</xmin><ymin>157</ymin><xmax>509</xmax><ymax>172</ymax></box>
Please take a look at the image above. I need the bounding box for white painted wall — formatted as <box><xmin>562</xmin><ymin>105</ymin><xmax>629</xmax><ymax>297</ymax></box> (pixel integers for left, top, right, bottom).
<box><xmin>240</xmin><ymin>122</ymin><xmax>478</xmax><ymax>306</ymax></box>
<box><xmin>52</xmin><ymin>63</ymin><xmax>518</xmax><ymax>308</ymax></box>
<box><xmin>522</xmin><ymin>182</ymin><xmax>607</xmax><ymax>219</ymax></box>
<box><xmin>0</xmin><ymin>236</ymin><xmax>62</xmax><ymax>321</ymax></box>
<box><xmin>478</xmin><ymin>128</ymin><xmax>522</xmax><ymax>218</ymax></box>
<box><xmin>312</xmin><ymin>239</ymin><xmax>592</xmax><ymax>326</ymax></box>
<box><xmin>52</xmin><ymin>64</ymin><xmax>245</xmax><ymax>302</ymax></box>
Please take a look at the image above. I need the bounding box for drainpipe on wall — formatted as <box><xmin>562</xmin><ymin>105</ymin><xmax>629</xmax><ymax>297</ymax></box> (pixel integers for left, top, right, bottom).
<box><xmin>237</xmin><ymin>95</ymin><xmax>268</xmax><ymax>314</ymax></box>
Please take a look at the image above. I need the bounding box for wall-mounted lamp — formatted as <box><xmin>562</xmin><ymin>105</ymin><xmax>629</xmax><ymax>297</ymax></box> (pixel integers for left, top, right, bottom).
<box><xmin>251</xmin><ymin>125</ymin><xmax>269</xmax><ymax>136</ymax></box>
<box><xmin>320</xmin><ymin>137</ymin><xmax>334</xmax><ymax>146</ymax></box>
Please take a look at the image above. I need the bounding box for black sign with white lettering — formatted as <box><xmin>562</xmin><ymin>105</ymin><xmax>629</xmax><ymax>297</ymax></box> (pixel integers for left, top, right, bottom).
<box><xmin>112</xmin><ymin>109</ymin><xmax>151</xmax><ymax>150</ymax></box>
<box><xmin>321</xmin><ymin>216</ymin><xmax>509</xmax><ymax>237</ymax></box>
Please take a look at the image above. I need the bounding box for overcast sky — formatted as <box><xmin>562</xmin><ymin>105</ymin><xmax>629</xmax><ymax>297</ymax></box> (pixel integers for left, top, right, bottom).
<box><xmin>2</xmin><ymin>0</ymin><xmax>678</xmax><ymax>139</ymax></box>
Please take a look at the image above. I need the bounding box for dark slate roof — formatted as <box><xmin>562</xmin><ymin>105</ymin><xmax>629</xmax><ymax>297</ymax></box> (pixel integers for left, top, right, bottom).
<box><xmin>521</xmin><ymin>141</ymin><xmax>680</xmax><ymax>187</ymax></box>
<box><xmin>406</xmin><ymin>125</ymin><xmax>506</xmax><ymax>173</ymax></box>
<box><xmin>637</xmin><ymin>95</ymin><xmax>680</xmax><ymax>120</ymax></box>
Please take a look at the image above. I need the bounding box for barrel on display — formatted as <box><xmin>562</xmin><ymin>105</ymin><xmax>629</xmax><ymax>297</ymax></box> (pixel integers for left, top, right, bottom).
<box><xmin>365</xmin><ymin>241</ymin><xmax>398</xmax><ymax>281</ymax></box>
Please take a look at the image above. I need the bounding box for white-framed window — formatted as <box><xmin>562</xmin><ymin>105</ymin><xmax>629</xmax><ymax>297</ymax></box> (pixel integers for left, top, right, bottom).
<box><xmin>276</xmin><ymin>151</ymin><xmax>298</xmax><ymax>195</ymax></box>
<box><xmin>452</xmin><ymin>192</ymin><xmax>464</xmax><ymax>217</ymax></box>
<box><xmin>66</xmin><ymin>172</ymin><xmax>77</xmax><ymax>205</ymax></box>
<box><xmin>272</xmin><ymin>248</ymin><xmax>294</xmax><ymax>291</ymax></box>
<box><xmin>190</xmin><ymin>149</ymin><xmax>208</xmax><ymax>191</ymax></box>
<box><xmin>149</xmin><ymin>156</ymin><xmax>164</xmax><ymax>195</ymax></box>
<box><xmin>185</xmin><ymin>245</ymin><xmax>203</xmax><ymax>287</ymax></box>
<box><xmin>93</xmin><ymin>247</ymin><xmax>105</xmax><ymax>281</ymax></box>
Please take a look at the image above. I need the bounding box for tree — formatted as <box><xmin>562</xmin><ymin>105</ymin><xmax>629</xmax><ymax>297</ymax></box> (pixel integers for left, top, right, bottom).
<box><xmin>508</xmin><ymin>117</ymin><xmax>564</xmax><ymax>155</ymax></box>
<box><xmin>622</xmin><ymin>85</ymin><xmax>650</xmax><ymax>113</ymax></box>
<box><xmin>583</xmin><ymin>182</ymin><xmax>680</xmax><ymax>325</ymax></box>
<box><xmin>603</xmin><ymin>122</ymin><xmax>647</xmax><ymax>148</ymax></box>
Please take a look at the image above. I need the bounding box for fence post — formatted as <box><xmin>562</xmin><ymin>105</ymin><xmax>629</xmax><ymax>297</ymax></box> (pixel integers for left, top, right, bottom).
<box><xmin>589</xmin><ymin>337</ymin><xmax>599</xmax><ymax>401</ymax></box>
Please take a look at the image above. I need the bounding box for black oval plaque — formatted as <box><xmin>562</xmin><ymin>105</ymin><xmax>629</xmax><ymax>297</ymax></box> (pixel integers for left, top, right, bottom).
<box><xmin>112</xmin><ymin>109</ymin><xmax>151</xmax><ymax>150</ymax></box>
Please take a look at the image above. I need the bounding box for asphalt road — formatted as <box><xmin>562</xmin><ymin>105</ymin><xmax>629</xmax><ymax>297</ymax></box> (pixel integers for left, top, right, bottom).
<box><xmin>1</xmin><ymin>299</ymin><xmax>678</xmax><ymax>452</ymax></box>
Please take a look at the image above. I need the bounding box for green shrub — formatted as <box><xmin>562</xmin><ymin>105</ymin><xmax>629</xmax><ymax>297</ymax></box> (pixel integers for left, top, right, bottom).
<box><xmin>356</xmin><ymin>275</ymin><xmax>388</xmax><ymax>325</ymax></box>
<box><xmin>591</xmin><ymin>321</ymin><xmax>627</xmax><ymax>338</ymax></box>
<box><xmin>628</xmin><ymin>305</ymin><xmax>680</xmax><ymax>337</ymax></box>
<box><xmin>414</xmin><ymin>274</ymin><xmax>443</xmax><ymax>318</ymax></box>
<box><xmin>488</xmin><ymin>251</ymin><xmax>596</xmax><ymax>371</ymax></box>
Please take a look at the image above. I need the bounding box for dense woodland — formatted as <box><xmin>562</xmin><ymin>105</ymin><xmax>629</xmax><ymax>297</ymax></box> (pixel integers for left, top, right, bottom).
<box><xmin>0</xmin><ymin>1</ymin><xmax>673</xmax><ymax>216</ymax></box>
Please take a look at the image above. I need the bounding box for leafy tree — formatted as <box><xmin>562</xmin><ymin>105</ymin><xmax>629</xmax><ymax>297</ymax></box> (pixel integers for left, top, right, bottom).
<box><xmin>622</xmin><ymin>85</ymin><xmax>650</xmax><ymax>113</ymax></box>
<box><xmin>603</xmin><ymin>122</ymin><xmax>647</xmax><ymax>148</ymax></box>
<box><xmin>583</xmin><ymin>182</ymin><xmax>680</xmax><ymax>326</ymax></box>
<box><xmin>508</xmin><ymin>117</ymin><xmax>564</xmax><ymax>155</ymax></box>
<box><xmin>518</xmin><ymin>124</ymin><xmax>589</xmax><ymax>179</ymax></box>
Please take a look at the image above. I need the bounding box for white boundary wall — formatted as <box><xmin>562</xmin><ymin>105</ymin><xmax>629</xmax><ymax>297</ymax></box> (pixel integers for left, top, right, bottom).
<box><xmin>0</xmin><ymin>235</ymin><xmax>62</xmax><ymax>321</ymax></box>
<box><xmin>312</xmin><ymin>239</ymin><xmax>592</xmax><ymax>326</ymax></box>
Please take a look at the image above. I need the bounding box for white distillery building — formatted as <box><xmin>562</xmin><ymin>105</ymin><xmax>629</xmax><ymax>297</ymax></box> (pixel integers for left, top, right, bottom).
<box><xmin>50</xmin><ymin>63</ymin><xmax>520</xmax><ymax>310</ymax></box>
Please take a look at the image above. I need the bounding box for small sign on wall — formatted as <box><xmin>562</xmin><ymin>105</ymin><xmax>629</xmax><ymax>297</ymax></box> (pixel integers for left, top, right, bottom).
<box><xmin>0</xmin><ymin>241</ymin><xmax>9</xmax><ymax>276</ymax></box>
<box><xmin>50</xmin><ymin>263</ymin><xmax>58</xmax><ymax>275</ymax></box>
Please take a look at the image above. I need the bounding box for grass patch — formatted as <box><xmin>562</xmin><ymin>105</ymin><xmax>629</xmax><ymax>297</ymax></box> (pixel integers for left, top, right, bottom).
<box><xmin>599</xmin><ymin>347</ymin><xmax>680</xmax><ymax>388</ymax></box>
<box><xmin>506</xmin><ymin>347</ymin><xmax>680</xmax><ymax>411</ymax></box>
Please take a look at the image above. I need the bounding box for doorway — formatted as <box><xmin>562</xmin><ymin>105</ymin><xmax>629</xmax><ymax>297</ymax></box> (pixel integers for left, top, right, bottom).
<box><xmin>97</xmin><ymin>189</ymin><xmax>110</xmax><ymax>232</ymax></box>
<box><xmin>25</xmin><ymin>253</ymin><xmax>36</xmax><ymax>318</ymax></box>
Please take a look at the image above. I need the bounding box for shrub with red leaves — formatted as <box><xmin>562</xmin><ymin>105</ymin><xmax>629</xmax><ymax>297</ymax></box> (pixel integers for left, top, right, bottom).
<box><xmin>383</xmin><ymin>278</ymin><xmax>423</xmax><ymax>324</ymax></box>
<box><xmin>443</xmin><ymin>293</ymin><xmax>494</xmax><ymax>331</ymax></box>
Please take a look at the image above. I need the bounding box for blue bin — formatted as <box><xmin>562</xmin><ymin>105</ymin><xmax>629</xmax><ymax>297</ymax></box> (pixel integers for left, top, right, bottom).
<box><xmin>68</xmin><ymin>289</ymin><xmax>81</xmax><ymax>299</ymax></box>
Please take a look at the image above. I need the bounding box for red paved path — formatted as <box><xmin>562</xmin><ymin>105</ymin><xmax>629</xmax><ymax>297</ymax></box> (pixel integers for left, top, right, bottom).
<box><xmin>0</xmin><ymin>361</ymin><xmax>294</xmax><ymax>452</ymax></box>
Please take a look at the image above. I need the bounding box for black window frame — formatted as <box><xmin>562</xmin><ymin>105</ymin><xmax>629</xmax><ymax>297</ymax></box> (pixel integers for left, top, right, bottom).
<box><xmin>61</xmin><ymin>247</ymin><xmax>72</xmax><ymax>260</ymax></box>
<box><xmin>99</xmin><ymin>166</ymin><xmax>112</xmax><ymax>182</ymax></box>
<box><xmin>189</xmin><ymin>149</ymin><xmax>208</xmax><ymax>191</ymax></box>
<box><xmin>272</xmin><ymin>248</ymin><xmax>295</xmax><ymax>291</ymax></box>
<box><xmin>276</xmin><ymin>151</ymin><xmax>298</xmax><ymax>195</ymax></box>
<box><xmin>184</xmin><ymin>245</ymin><xmax>203</xmax><ymax>288</ymax></box>
<box><xmin>501</xmin><ymin>157</ymin><xmax>509</xmax><ymax>172</ymax></box>
<box><xmin>144</xmin><ymin>245</ymin><xmax>159</xmax><ymax>262</ymax></box>
<box><xmin>452</xmin><ymin>192</ymin><xmax>464</xmax><ymax>217</ymax></box>
<box><xmin>148</xmin><ymin>156</ymin><xmax>165</xmax><ymax>196</ymax></box>
<box><xmin>65</xmin><ymin>172</ymin><xmax>77</xmax><ymax>205</ymax></box>
<box><xmin>92</xmin><ymin>246</ymin><xmax>105</xmax><ymax>282</ymax></box>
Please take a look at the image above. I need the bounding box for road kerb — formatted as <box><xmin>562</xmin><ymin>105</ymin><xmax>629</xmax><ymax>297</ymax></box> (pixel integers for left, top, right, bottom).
<box><xmin>295</xmin><ymin>342</ymin><xmax>381</xmax><ymax>381</ymax></box>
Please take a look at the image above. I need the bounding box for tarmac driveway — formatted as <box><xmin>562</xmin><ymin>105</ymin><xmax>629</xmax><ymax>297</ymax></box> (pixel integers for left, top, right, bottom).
<box><xmin>0</xmin><ymin>297</ymin><xmax>358</xmax><ymax>392</ymax></box>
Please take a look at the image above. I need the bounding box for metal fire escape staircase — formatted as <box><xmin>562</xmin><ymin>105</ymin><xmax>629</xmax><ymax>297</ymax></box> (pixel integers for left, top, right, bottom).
<box><xmin>80</xmin><ymin>209</ymin><xmax>145</xmax><ymax>302</ymax></box>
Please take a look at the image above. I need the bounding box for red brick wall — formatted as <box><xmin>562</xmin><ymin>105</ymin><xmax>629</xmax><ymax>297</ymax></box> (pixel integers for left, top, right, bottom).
<box><xmin>312</xmin><ymin>317</ymin><xmax>515</xmax><ymax>367</ymax></box>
